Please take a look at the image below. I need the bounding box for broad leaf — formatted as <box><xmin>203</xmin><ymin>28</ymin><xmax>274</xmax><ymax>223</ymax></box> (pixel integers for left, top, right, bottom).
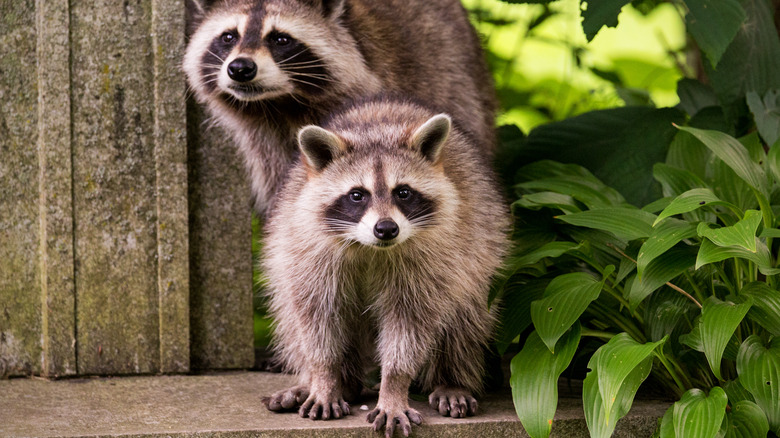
<box><xmin>511</xmin><ymin>325</ymin><xmax>581</xmax><ymax>438</ymax></box>
<box><xmin>705</xmin><ymin>0</ymin><xmax>780</xmax><ymax>106</ymax></box>
<box><xmin>700</xmin><ymin>297</ymin><xmax>753</xmax><ymax>381</ymax></box>
<box><xmin>684</xmin><ymin>0</ymin><xmax>746</xmax><ymax>67</ymax></box>
<box><xmin>696</xmin><ymin>210</ymin><xmax>762</xmax><ymax>252</ymax></box>
<box><xmin>736</xmin><ymin>336</ymin><xmax>780</xmax><ymax>434</ymax></box>
<box><xmin>584</xmin><ymin>333</ymin><xmax>664</xmax><ymax>437</ymax></box>
<box><xmin>695</xmin><ymin>238</ymin><xmax>780</xmax><ymax>275</ymax></box>
<box><xmin>722</xmin><ymin>400</ymin><xmax>770</xmax><ymax>438</ymax></box>
<box><xmin>740</xmin><ymin>282</ymin><xmax>780</xmax><ymax>336</ymax></box>
<box><xmin>644</xmin><ymin>289</ymin><xmax>695</xmax><ymax>344</ymax></box>
<box><xmin>654</xmin><ymin>188</ymin><xmax>739</xmax><ymax>225</ymax></box>
<box><xmin>496</xmin><ymin>278</ymin><xmax>548</xmax><ymax>355</ymax></box>
<box><xmin>659</xmin><ymin>387</ymin><xmax>728</xmax><ymax>438</ymax></box>
<box><xmin>521</xmin><ymin>108</ymin><xmax>684</xmax><ymax>206</ymax></box>
<box><xmin>580</xmin><ymin>0</ymin><xmax>631</xmax><ymax>41</ymax></box>
<box><xmin>638</xmin><ymin>218</ymin><xmax>697</xmax><ymax>279</ymax></box>
<box><xmin>627</xmin><ymin>245</ymin><xmax>698</xmax><ymax>310</ymax></box>
<box><xmin>531</xmin><ymin>271</ymin><xmax>607</xmax><ymax>353</ymax></box>
<box><xmin>746</xmin><ymin>90</ymin><xmax>780</xmax><ymax>147</ymax></box>
<box><xmin>653</xmin><ymin>162</ymin><xmax>709</xmax><ymax>198</ymax></box>
<box><xmin>518</xmin><ymin>177</ymin><xmax>621</xmax><ymax>210</ymax></box>
<box><xmin>514</xmin><ymin>192</ymin><xmax>581</xmax><ymax>214</ymax></box>
<box><xmin>768</xmin><ymin>142</ymin><xmax>780</xmax><ymax>185</ymax></box>
<box><xmin>676</xmin><ymin>79</ymin><xmax>719</xmax><ymax>119</ymax></box>
<box><xmin>556</xmin><ymin>208</ymin><xmax>656</xmax><ymax>241</ymax></box>
<box><xmin>722</xmin><ymin>378</ymin><xmax>755</xmax><ymax>404</ymax></box>
<box><xmin>676</xmin><ymin>126</ymin><xmax>769</xmax><ymax>198</ymax></box>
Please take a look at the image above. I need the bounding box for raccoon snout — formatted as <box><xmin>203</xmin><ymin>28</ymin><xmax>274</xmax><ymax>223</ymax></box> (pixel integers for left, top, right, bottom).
<box><xmin>374</xmin><ymin>219</ymin><xmax>399</xmax><ymax>241</ymax></box>
<box><xmin>227</xmin><ymin>58</ymin><xmax>257</xmax><ymax>82</ymax></box>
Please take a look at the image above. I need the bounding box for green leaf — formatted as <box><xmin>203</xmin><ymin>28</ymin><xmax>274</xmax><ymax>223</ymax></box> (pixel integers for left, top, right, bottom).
<box><xmin>580</xmin><ymin>0</ymin><xmax>631</xmax><ymax>41</ymax></box>
<box><xmin>517</xmin><ymin>177</ymin><xmax>621</xmax><ymax>210</ymax></box>
<box><xmin>666</xmin><ymin>130</ymin><xmax>711</xmax><ymax>180</ymax></box>
<box><xmin>531</xmin><ymin>271</ymin><xmax>606</xmax><ymax>353</ymax></box>
<box><xmin>514</xmin><ymin>192</ymin><xmax>581</xmax><ymax>214</ymax></box>
<box><xmin>676</xmin><ymin>126</ymin><xmax>769</xmax><ymax>197</ymax></box>
<box><xmin>659</xmin><ymin>387</ymin><xmax>728</xmax><ymax>438</ymax></box>
<box><xmin>584</xmin><ymin>333</ymin><xmax>664</xmax><ymax>437</ymax></box>
<box><xmin>638</xmin><ymin>219</ymin><xmax>698</xmax><ymax>279</ymax></box>
<box><xmin>644</xmin><ymin>289</ymin><xmax>696</xmax><ymax>343</ymax></box>
<box><xmin>722</xmin><ymin>378</ymin><xmax>755</xmax><ymax>404</ymax></box>
<box><xmin>556</xmin><ymin>208</ymin><xmax>656</xmax><ymax>241</ymax></box>
<box><xmin>511</xmin><ymin>325</ymin><xmax>581</xmax><ymax>438</ymax></box>
<box><xmin>696</xmin><ymin>210</ymin><xmax>762</xmax><ymax>252</ymax></box>
<box><xmin>700</xmin><ymin>297</ymin><xmax>753</xmax><ymax>381</ymax></box>
<box><xmin>680</xmin><ymin>318</ymin><xmax>704</xmax><ymax>353</ymax></box>
<box><xmin>627</xmin><ymin>245</ymin><xmax>698</xmax><ymax>310</ymax></box>
<box><xmin>740</xmin><ymin>282</ymin><xmax>780</xmax><ymax>336</ymax></box>
<box><xmin>653</xmin><ymin>163</ymin><xmax>709</xmax><ymax>198</ymax></box>
<box><xmin>496</xmin><ymin>278</ymin><xmax>548</xmax><ymax>355</ymax></box>
<box><xmin>746</xmin><ymin>90</ymin><xmax>780</xmax><ymax>147</ymax></box>
<box><xmin>768</xmin><ymin>142</ymin><xmax>780</xmax><ymax>185</ymax></box>
<box><xmin>736</xmin><ymin>336</ymin><xmax>780</xmax><ymax>434</ymax></box>
<box><xmin>695</xmin><ymin>238</ymin><xmax>780</xmax><ymax>275</ymax></box>
<box><xmin>676</xmin><ymin>78</ymin><xmax>719</xmax><ymax>118</ymax></box>
<box><xmin>684</xmin><ymin>0</ymin><xmax>746</xmax><ymax>67</ymax></box>
<box><xmin>654</xmin><ymin>188</ymin><xmax>739</xmax><ymax>225</ymax></box>
<box><xmin>521</xmin><ymin>108</ymin><xmax>684</xmax><ymax>206</ymax></box>
<box><xmin>722</xmin><ymin>400</ymin><xmax>770</xmax><ymax>438</ymax></box>
<box><xmin>705</xmin><ymin>0</ymin><xmax>780</xmax><ymax>106</ymax></box>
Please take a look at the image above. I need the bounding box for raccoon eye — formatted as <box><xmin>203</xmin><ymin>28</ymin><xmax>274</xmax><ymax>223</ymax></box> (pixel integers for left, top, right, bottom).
<box><xmin>395</xmin><ymin>188</ymin><xmax>412</xmax><ymax>200</ymax></box>
<box><xmin>221</xmin><ymin>32</ymin><xmax>236</xmax><ymax>44</ymax></box>
<box><xmin>349</xmin><ymin>190</ymin><xmax>366</xmax><ymax>203</ymax></box>
<box><xmin>273</xmin><ymin>33</ymin><xmax>292</xmax><ymax>46</ymax></box>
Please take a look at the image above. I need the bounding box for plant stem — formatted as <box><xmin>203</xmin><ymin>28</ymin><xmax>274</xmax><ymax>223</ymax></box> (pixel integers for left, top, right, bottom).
<box><xmin>683</xmin><ymin>270</ymin><xmax>706</xmax><ymax>306</ymax></box>
<box><xmin>608</xmin><ymin>243</ymin><xmax>702</xmax><ymax>309</ymax></box>
<box><xmin>580</xmin><ymin>327</ymin><xmax>616</xmax><ymax>341</ymax></box>
<box><xmin>655</xmin><ymin>350</ymin><xmax>689</xmax><ymax>394</ymax></box>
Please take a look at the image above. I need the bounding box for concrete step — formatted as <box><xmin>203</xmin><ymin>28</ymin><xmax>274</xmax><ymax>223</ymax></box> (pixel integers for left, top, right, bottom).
<box><xmin>0</xmin><ymin>371</ymin><xmax>669</xmax><ymax>437</ymax></box>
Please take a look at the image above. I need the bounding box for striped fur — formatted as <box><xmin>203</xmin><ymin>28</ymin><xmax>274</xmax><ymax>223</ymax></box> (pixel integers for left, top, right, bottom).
<box><xmin>183</xmin><ymin>0</ymin><xmax>496</xmax><ymax>216</ymax></box>
<box><xmin>262</xmin><ymin>97</ymin><xmax>509</xmax><ymax>434</ymax></box>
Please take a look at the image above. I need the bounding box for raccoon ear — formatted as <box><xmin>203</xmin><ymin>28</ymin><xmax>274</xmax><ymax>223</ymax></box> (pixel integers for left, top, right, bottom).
<box><xmin>186</xmin><ymin>0</ymin><xmax>218</xmax><ymax>36</ymax></box>
<box><xmin>298</xmin><ymin>125</ymin><xmax>346</xmax><ymax>172</ymax></box>
<box><xmin>410</xmin><ymin>114</ymin><xmax>451</xmax><ymax>164</ymax></box>
<box><xmin>322</xmin><ymin>0</ymin><xmax>346</xmax><ymax>18</ymax></box>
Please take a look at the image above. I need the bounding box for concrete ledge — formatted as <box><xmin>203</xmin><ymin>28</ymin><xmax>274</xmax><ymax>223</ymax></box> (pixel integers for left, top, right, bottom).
<box><xmin>0</xmin><ymin>372</ymin><xmax>668</xmax><ymax>437</ymax></box>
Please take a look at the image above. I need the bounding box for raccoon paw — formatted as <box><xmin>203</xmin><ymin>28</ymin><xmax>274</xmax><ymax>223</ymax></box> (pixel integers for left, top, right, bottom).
<box><xmin>428</xmin><ymin>386</ymin><xmax>478</xmax><ymax>418</ymax></box>
<box><xmin>263</xmin><ymin>385</ymin><xmax>310</xmax><ymax>412</ymax></box>
<box><xmin>366</xmin><ymin>405</ymin><xmax>423</xmax><ymax>437</ymax></box>
<box><xmin>298</xmin><ymin>393</ymin><xmax>351</xmax><ymax>420</ymax></box>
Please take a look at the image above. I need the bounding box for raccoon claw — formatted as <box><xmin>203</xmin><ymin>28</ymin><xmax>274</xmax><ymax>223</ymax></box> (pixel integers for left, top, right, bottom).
<box><xmin>264</xmin><ymin>385</ymin><xmax>310</xmax><ymax>411</ymax></box>
<box><xmin>298</xmin><ymin>394</ymin><xmax>351</xmax><ymax>420</ymax></box>
<box><xmin>428</xmin><ymin>387</ymin><xmax>478</xmax><ymax>418</ymax></box>
<box><xmin>367</xmin><ymin>406</ymin><xmax>422</xmax><ymax>437</ymax></box>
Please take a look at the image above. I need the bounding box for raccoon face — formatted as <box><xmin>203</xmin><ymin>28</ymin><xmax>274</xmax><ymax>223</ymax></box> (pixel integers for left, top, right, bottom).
<box><xmin>297</xmin><ymin>114</ymin><xmax>454</xmax><ymax>249</ymax></box>
<box><xmin>184</xmin><ymin>0</ymin><xmax>347</xmax><ymax>105</ymax></box>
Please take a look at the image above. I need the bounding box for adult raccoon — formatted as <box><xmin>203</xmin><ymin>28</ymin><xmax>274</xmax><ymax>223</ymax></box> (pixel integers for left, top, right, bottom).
<box><xmin>183</xmin><ymin>0</ymin><xmax>496</xmax><ymax>216</ymax></box>
<box><xmin>261</xmin><ymin>96</ymin><xmax>509</xmax><ymax>436</ymax></box>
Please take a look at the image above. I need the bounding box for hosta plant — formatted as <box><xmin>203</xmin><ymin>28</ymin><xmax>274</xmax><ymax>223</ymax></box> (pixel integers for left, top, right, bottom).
<box><xmin>497</xmin><ymin>126</ymin><xmax>780</xmax><ymax>437</ymax></box>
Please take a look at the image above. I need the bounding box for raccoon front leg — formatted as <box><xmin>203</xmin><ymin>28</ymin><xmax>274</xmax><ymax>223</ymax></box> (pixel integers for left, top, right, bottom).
<box><xmin>368</xmin><ymin>306</ymin><xmax>438</xmax><ymax>436</ymax></box>
<box><xmin>367</xmin><ymin>371</ymin><xmax>423</xmax><ymax>438</ymax></box>
<box><xmin>298</xmin><ymin>365</ymin><xmax>352</xmax><ymax>420</ymax></box>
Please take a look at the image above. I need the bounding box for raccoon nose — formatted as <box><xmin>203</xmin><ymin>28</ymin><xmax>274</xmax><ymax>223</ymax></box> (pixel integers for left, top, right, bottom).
<box><xmin>374</xmin><ymin>219</ymin><xmax>399</xmax><ymax>241</ymax></box>
<box><xmin>227</xmin><ymin>58</ymin><xmax>257</xmax><ymax>82</ymax></box>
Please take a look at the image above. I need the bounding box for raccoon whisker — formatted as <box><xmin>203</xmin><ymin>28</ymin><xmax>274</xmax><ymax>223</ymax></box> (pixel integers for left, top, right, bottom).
<box><xmin>279</xmin><ymin>57</ymin><xmax>324</xmax><ymax>66</ymax></box>
<box><xmin>206</xmin><ymin>49</ymin><xmax>226</xmax><ymax>63</ymax></box>
<box><xmin>281</xmin><ymin>65</ymin><xmax>329</xmax><ymax>72</ymax></box>
<box><xmin>288</xmin><ymin>93</ymin><xmax>314</xmax><ymax>110</ymax></box>
<box><xmin>279</xmin><ymin>60</ymin><xmax>327</xmax><ymax>68</ymax></box>
<box><xmin>288</xmin><ymin>77</ymin><xmax>327</xmax><ymax>90</ymax></box>
<box><xmin>276</xmin><ymin>47</ymin><xmax>312</xmax><ymax>65</ymax></box>
<box><xmin>292</xmin><ymin>73</ymin><xmax>334</xmax><ymax>82</ymax></box>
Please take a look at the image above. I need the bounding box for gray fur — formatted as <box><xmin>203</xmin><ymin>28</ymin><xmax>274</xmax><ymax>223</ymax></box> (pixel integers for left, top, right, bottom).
<box><xmin>183</xmin><ymin>0</ymin><xmax>496</xmax><ymax>216</ymax></box>
<box><xmin>262</xmin><ymin>98</ymin><xmax>509</xmax><ymax>435</ymax></box>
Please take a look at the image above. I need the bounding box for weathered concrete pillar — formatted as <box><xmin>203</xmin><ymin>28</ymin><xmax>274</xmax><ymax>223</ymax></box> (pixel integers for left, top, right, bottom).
<box><xmin>0</xmin><ymin>0</ymin><xmax>253</xmax><ymax>377</ymax></box>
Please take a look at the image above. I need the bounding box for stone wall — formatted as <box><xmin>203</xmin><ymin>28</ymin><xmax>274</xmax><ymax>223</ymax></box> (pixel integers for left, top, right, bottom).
<box><xmin>0</xmin><ymin>0</ymin><xmax>253</xmax><ymax>377</ymax></box>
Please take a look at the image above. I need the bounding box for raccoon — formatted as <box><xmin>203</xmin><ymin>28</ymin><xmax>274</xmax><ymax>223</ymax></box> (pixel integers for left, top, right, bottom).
<box><xmin>183</xmin><ymin>0</ymin><xmax>496</xmax><ymax>216</ymax></box>
<box><xmin>261</xmin><ymin>97</ymin><xmax>509</xmax><ymax>436</ymax></box>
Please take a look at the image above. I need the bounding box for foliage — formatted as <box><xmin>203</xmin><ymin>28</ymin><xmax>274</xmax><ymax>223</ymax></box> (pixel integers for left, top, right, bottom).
<box><xmin>492</xmin><ymin>0</ymin><xmax>780</xmax><ymax>436</ymax></box>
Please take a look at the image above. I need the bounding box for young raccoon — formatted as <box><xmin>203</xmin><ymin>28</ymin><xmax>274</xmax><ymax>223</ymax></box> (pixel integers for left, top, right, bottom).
<box><xmin>261</xmin><ymin>97</ymin><xmax>509</xmax><ymax>436</ymax></box>
<box><xmin>183</xmin><ymin>0</ymin><xmax>496</xmax><ymax>216</ymax></box>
